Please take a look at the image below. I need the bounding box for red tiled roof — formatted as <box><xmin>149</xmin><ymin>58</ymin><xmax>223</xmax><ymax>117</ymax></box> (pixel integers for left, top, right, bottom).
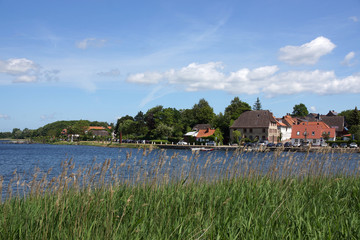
<box><xmin>196</xmin><ymin>128</ymin><xmax>216</xmax><ymax>138</ymax></box>
<box><xmin>291</xmin><ymin>122</ymin><xmax>335</xmax><ymax>139</ymax></box>
<box><xmin>88</xmin><ymin>126</ymin><xmax>107</xmax><ymax>130</ymax></box>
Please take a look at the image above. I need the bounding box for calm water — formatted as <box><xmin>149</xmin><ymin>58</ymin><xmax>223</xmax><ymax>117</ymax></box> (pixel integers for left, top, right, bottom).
<box><xmin>1</xmin><ymin>141</ymin><xmax>360</xmax><ymax>198</ymax></box>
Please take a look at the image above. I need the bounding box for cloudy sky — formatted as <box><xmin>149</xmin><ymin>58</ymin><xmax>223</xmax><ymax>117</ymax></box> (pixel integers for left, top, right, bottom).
<box><xmin>0</xmin><ymin>0</ymin><xmax>359</xmax><ymax>131</ymax></box>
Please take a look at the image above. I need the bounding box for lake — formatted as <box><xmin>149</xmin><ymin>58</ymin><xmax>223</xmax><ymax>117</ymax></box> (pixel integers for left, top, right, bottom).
<box><xmin>1</xmin><ymin>141</ymin><xmax>360</xmax><ymax>198</ymax></box>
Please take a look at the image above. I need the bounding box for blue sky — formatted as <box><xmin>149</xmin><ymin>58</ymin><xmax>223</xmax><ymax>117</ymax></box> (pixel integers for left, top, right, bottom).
<box><xmin>0</xmin><ymin>0</ymin><xmax>359</xmax><ymax>132</ymax></box>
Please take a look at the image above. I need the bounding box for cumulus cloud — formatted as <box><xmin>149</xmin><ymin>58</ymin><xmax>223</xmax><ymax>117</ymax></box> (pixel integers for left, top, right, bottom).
<box><xmin>0</xmin><ymin>58</ymin><xmax>39</xmax><ymax>75</ymax></box>
<box><xmin>310</xmin><ymin>106</ymin><xmax>317</xmax><ymax>112</ymax></box>
<box><xmin>278</xmin><ymin>36</ymin><xmax>336</xmax><ymax>65</ymax></box>
<box><xmin>165</xmin><ymin>62</ymin><xmax>226</xmax><ymax>91</ymax></box>
<box><xmin>0</xmin><ymin>58</ymin><xmax>59</xmax><ymax>84</ymax></box>
<box><xmin>126</xmin><ymin>61</ymin><xmax>360</xmax><ymax>97</ymax></box>
<box><xmin>127</xmin><ymin>72</ymin><xmax>163</xmax><ymax>84</ymax></box>
<box><xmin>341</xmin><ymin>51</ymin><xmax>356</xmax><ymax>66</ymax></box>
<box><xmin>76</xmin><ymin>38</ymin><xmax>106</xmax><ymax>49</ymax></box>
<box><xmin>97</xmin><ymin>69</ymin><xmax>121</xmax><ymax>77</ymax></box>
<box><xmin>349</xmin><ymin>16</ymin><xmax>358</xmax><ymax>22</ymax></box>
<box><xmin>0</xmin><ymin>114</ymin><xmax>10</xmax><ymax>120</ymax></box>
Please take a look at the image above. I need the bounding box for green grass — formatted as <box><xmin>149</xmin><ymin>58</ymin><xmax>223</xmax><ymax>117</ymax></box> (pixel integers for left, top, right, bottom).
<box><xmin>1</xmin><ymin>150</ymin><xmax>360</xmax><ymax>239</ymax></box>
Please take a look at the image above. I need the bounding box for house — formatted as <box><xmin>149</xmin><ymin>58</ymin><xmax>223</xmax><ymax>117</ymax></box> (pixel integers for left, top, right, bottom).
<box><xmin>184</xmin><ymin>126</ymin><xmax>216</xmax><ymax>142</ymax></box>
<box><xmin>86</xmin><ymin>126</ymin><xmax>112</xmax><ymax>137</ymax></box>
<box><xmin>304</xmin><ymin>111</ymin><xmax>346</xmax><ymax>137</ymax></box>
<box><xmin>230</xmin><ymin>110</ymin><xmax>279</xmax><ymax>143</ymax></box>
<box><xmin>291</xmin><ymin>121</ymin><xmax>336</xmax><ymax>146</ymax></box>
<box><xmin>276</xmin><ymin>115</ymin><xmax>298</xmax><ymax>141</ymax></box>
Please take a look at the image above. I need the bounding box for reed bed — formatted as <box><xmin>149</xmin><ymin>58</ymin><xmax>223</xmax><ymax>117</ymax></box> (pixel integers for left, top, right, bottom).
<box><xmin>1</xmin><ymin>148</ymin><xmax>360</xmax><ymax>239</ymax></box>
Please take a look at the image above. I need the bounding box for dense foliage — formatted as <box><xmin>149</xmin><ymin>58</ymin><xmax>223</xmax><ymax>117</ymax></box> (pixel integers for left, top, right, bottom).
<box><xmin>291</xmin><ymin>103</ymin><xmax>309</xmax><ymax>117</ymax></box>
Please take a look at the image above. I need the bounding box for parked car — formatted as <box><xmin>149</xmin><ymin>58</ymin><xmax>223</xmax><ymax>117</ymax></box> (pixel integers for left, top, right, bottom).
<box><xmin>301</xmin><ymin>141</ymin><xmax>310</xmax><ymax>147</ymax></box>
<box><xmin>284</xmin><ymin>142</ymin><xmax>292</xmax><ymax>147</ymax></box>
<box><xmin>349</xmin><ymin>142</ymin><xmax>358</xmax><ymax>148</ymax></box>
<box><xmin>244</xmin><ymin>142</ymin><xmax>254</xmax><ymax>148</ymax></box>
<box><xmin>340</xmin><ymin>143</ymin><xmax>348</xmax><ymax>148</ymax></box>
<box><xmin>292</xmin><ymin>142</ymin><xmax>301</xmax><ymax>147</ymax></box>
<box><xmin>320</xmin><ymin>142</ymin><xmax>328</xmax><ymax>147</ymax></box>
<box><xmin>331</xmin><ymin>143</ymin><xmax>338</xmax><ymax>148</ymax></box>
<box><xmin>276</xmin><ymin>143</ymin><xmax>283</xmax><ymax>147</ymax></box>
<box><xmin>207</xmin><ymin>141</ymin><xmax>216</xmax><ymax>146</ymax></box>
<box><xmin>177</xmin><ymin>140</ymin><xmax>188</xmax><ymax>145</ymax></box>
<box><xmin>267</xmin><ymin>143</ymin><xmax>276</xmax><ymax>148</ymax></box>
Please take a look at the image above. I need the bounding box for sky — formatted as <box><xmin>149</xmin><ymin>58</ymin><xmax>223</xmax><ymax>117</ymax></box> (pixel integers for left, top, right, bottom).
<box><xmin>0</xmin><ymin>0</ymin><xmax>359</xmax><ymax>132</ymax></box>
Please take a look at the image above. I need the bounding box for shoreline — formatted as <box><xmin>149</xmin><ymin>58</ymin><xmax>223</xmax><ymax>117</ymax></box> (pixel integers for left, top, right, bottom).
<box><xmin>2</xmin><ymin>139</ymin><xmax>359</xmax><ymax>153</ymax></box>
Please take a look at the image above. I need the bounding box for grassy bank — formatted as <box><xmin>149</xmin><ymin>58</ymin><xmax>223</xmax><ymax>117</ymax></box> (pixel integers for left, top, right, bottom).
<box><xmin>1</xmin><ymin>150</ymin><xmax>360</xmax><ymax>239</ymax></box>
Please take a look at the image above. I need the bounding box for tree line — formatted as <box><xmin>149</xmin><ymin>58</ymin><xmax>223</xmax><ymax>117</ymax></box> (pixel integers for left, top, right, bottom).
<box><xmin>1</xmin><ymin>98</ymin><xmax>360</xmax><ymax>143</ymax></box>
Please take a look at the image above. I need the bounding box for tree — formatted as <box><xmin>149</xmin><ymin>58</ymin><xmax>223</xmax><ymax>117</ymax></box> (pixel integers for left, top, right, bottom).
<box><xmin>12</xmin><ymin>128</ymin><xmax>22</xmax><ymax>139</ymax></box>
<box><xmin>213</xmin><ymin>128</ymin><xmax>224</xmax><ymax>144</ymax></box>
<box><xmin>232</xmin><ymin>130</ymin><xmax>242</xmax><ymax>143</ymax></box>
<box><xmin>192</xmin><ymin>99</ymin><xmax>215</xmax><ymax>124</ymax></box>
<box><xmin>349</xmin><ymin>125</ymin><xmax>360</xmax><ymax>141</ymax></box>
<box><xmin>291</xmin><ymin>103</ymin><xmax>309</xmax><ymax>117</ymax></box>
<box><xmin>253</xmin><ymin>97</ymin><xmax>262</xmax><ymax>110</ymax></box>
<box><xmin>351</xmin><ymin>107</ymin><xmax>360</xmax><ymax>126</ymax></box>
<box><xmin>224</xmin><ymin>97</ymin><xmax>251</xmax><ymax>121</ymax></box>
<box><xmin>153</xmin><ymin>123</ymin><xmax>173</xmax><ymax>139</ymax></box>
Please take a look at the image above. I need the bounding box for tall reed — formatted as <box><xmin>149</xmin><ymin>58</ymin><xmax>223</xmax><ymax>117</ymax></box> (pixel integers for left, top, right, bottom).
<box><xmin>1</xmin><ymin>149</ymin><xmax>360</xmax><ymax>239</ymax></box>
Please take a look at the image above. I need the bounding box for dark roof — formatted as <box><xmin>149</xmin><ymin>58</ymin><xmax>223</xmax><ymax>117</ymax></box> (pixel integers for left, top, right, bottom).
<box><xmin>193</xmin><ymin>124</ymin><xmax>212</xmax><ymax>131</ymax></box>
<box><xmin>320</xmin><ymin>115</ymin><xmax>344</xmax><ymax>132</ymax></box>
<box><xmin>326</xmin><ymin>110</ymin><xmax>338</xmax><ymax>116</ymax></box>
<box><xmin>230</xmin><ymin>110</ymin><xmax>277</xmax><ymax>129</ymax></box>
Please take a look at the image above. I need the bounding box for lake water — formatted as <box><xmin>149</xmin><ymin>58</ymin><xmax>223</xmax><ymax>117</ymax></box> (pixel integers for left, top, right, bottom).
<box><xmin>1</xmin><ymin>141</ymin><xmax>360</xmax><ymax>198</ymax></box>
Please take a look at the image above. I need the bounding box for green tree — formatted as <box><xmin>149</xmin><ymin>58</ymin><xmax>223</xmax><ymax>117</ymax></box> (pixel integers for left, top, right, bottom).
<box><xmin>224</xmin><ymin>97</ymin><xmax>251</xmax><ymax>121</ymax></box>
<box><xmin>213</xmin><ymin>128</ymin><xmax>224</xmax><ymax>144</ymax></box>
<box><xmin>349</xmin><ymin>125</ymin><xmax>360</xmax><ymax>141</ymax></box>
<box><xmin>153</xmin><ymin>123</ymin><xmax>173</xmax><ymax>139</ymax></box>
<box><xmin>253</xmin><ymin>97</ymin><xmax>262</xmax><ymax>110</ymax></box>
<box><xmin>12</xmin><ymin>128</ymin><xmax>22</xmax><ymax>139</ymax></box>
<box><xmin>291</xmin><ymin>103</ymin><xmax>309</xmax><ymax>117</ymax></box>
<box><xmin>232</xmin><ymin>130</ymin><xmax>242</xmax><ymax>143</ymax></box>
<box><xmin>192</xmin><ymin>99</ymin><xmax>215</xmax><ymax>124</ymax></box>
<box><xmin>211</xmin><ymin>112</ymin><xmax>231</xmax><ymax>143</ymax></box>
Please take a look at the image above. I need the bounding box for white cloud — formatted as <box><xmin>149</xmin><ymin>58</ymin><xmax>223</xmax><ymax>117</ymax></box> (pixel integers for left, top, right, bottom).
<box><xmin>278</xmin><ymin>36</ymin><xmax>336</xmax><ymax>65</ymax></box>
<box><xmin>165</xmin><ymin>62</ymin><xmax>226</xmax><ymax>91</ymax></box>
<box><xmin>0</xmin><ymin>114</ymin><xmax>10</xmax><ymax>120</ymax></box>
<box><xmin>97</xmin><ymin>69</ymin><xmax>121</xmax><ymax>77</ymax></box>
<box><xmin>341</xmin><ymin>51</ymin><xmax>356</xmax><ymax>66</ymax></box>
<box><xmin>13</xmin><ymin>75</ymin><xmax>37</xmax><ymax>83</ymax></box>
<box><xmin>310</xmin><ymin>106</ymin><xmax>317</xmax><ymax>112</ymax></box>
<box><xmin>0</xmin><ymin>58</ymin><xmax>38</xmax><ymax>75</ymax></box>
<box><xmin>126</xmin><ymin>72</ymin><xmax>163</xmax><ymax>84</ymax></box>
<box><xmin>126</xmin><ymin>62</ymin><xmax>360</xmax><ymax>97</ymax></box>
<box><xmin>76</xmin><ymin>38</ymin><xmax>107</xmax><ymax>49</ymax></box>
<box><xmin>349</xmin><ymin>16</ymin><xmax>358</xmax><ymax>22</ymax></box>
<box><xmin>0</xmin><ymin>58</ymin><xmax>59</xmax><ymax>84</ymax></box>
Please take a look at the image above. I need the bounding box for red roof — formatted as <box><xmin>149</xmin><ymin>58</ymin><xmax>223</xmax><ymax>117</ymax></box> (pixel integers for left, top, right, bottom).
<box><xmin>196</xmin><ymin>128</ymin><xmax>216</xmax><ymax>138</ymax></box>
<box><xmin>291</xmin><ymin>122</ymin><xmax>335</xmax><ymax>139</ymax></box>
<box><xmin>87</xmin><ymin>126</ymin><xmax>111</xmax><ymax>131</ymax></box>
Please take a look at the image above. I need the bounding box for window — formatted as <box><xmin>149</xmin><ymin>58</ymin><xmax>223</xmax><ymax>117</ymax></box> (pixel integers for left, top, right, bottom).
<box><xmin>312</xmin><ymin>131</ymin><xmax>315</xmax><ymax>136</ymax></box>
<box><xmin>250</xmin><ymin>128</ymin><xmax>253</xmax><ymax>133</ymax></box>
<box><xmin>263</xmin><ymin>128</ymin><xmax>266</xmax><ymax>133</ymax></box>
<box><xmin>296</xmin><ymin>131</ymin><xmax>300</xmax><ymax>136</ymax></box>
<box><xmin>313</xmin><ymin>139</ymin><xmax>316</xmax><ymax>143</ymax></box>
<box><xmin>244</xmin><ymin>129</ymin><xmax>247</xmax><ymax>133</ymax></box>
